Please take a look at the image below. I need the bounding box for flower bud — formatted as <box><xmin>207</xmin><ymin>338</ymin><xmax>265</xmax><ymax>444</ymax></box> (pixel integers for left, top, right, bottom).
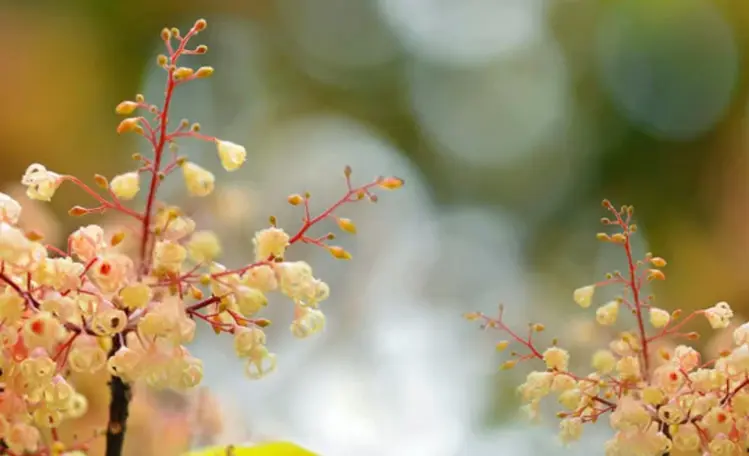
<box><xmin>196</xmin><ymin>66</ymin><xmax>214</xmax><ymax>78</ymax></box>
<box><xmin>336</xmin><ymin>218</ymin><xmax>357</xmax><ymax>234</ymax></box>
<box><xmin>116</xmin><ymin>118</ymin><xmax>140</xmax><ymax>135</ymax></box>
<box><xmin>378</xmin><ymin>176</ymin><xmax>404</xmax><ymax>190</ymax></box>
<box><xmin>174</xmin><ymin>67</ymin><xmax>194</xmax><ymax>79</ymax></box>
<box><xmin>115</xmin><ymin>101</ymin><xmax>138</xmax><ymax>115</ymax></box>
<box><xmin>328</xmin><ymin>246</ymin><xmax>352</xmax><ymax>260</ymax></box>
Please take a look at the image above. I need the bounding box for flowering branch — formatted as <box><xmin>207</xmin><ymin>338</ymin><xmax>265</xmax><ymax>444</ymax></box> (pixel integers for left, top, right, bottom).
<box><xmin>467</xmin><ymin>200</ymin><xmax>742</xmax><ymax>455</ymax></box>
<box><xmin>3</xmin><ymin>18</ymin><xmax>403</xmax><ymax>456</ymax></box>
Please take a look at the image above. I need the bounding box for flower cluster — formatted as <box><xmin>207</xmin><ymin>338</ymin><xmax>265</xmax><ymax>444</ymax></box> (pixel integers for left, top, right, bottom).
<box><xmin>0</xmin><ymin>19</ymin><xmax>403</xmax><ymax>456</ymax></box>
<box><xmin>467</xmin><ymin>200</ymin><xmax>747</xmax><ymax>456</ymax></box>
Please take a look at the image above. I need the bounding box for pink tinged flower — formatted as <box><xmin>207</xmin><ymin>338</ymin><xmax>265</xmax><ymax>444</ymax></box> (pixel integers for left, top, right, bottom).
<box><xmin>69</xmin><ymin>225</ymin><xmax>107</xmax><ymax>262</ymax></box>
<box><xmin>90</xmin><ymin>253</ymin><xmax>134</xmax><ymax>294</ymax></box>
<box><xmin>5</xmin><ymin>422</ymin><xmax>40</xmax><ymax>453</ymax></box>
<box><xmin>22</xmin><ymin>311</ymin><xmax>64</xmax><ymax>351</ymax></box>
<box><xmin>673</xmin><ymin>345</ymin><xmax>700</xmax><ymax>372</ymax></box>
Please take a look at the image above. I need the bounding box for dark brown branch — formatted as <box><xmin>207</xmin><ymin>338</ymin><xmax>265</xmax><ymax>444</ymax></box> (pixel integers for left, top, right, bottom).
<box><xmin>105</xmin><ymin>337</ymin><xmax>132</xmax><ymax>456</ymax></box>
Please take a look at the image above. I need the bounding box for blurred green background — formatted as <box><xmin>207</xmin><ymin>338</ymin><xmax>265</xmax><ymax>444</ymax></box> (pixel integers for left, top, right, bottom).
<box><xmin>2</xmin><ymin>0</ymin><xmax>749</xmax><ymax>455</ymax></box>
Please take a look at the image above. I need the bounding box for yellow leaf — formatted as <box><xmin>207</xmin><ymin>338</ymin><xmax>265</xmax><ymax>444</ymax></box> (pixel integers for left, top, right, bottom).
<box><xmin>184</xmin><ymin>442</ymin><xmax>319</xmax><ymax>456</ymax></box>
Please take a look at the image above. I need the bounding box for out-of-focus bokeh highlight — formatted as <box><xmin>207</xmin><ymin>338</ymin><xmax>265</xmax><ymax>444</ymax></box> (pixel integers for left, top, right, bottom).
<box><xmin>1</xmin><ymin>1</ymin><xmax>748</xmax><ymax>455</ymax></box>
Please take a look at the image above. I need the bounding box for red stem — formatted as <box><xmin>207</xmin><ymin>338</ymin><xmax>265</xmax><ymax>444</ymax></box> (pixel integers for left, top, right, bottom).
<box><xmin>607</xmin><ymin>203</ymin><xmax>650</xmax><ymax>380</ymax></box>
<box><xmin>138</xmin><ymin>69</ymin><xmax>175</xmax><ymax>275</ymax></box>
<box><xmin>137</xmin><ymin>28</ymin><xmax>197</xmax><ymax>275</ymax></box>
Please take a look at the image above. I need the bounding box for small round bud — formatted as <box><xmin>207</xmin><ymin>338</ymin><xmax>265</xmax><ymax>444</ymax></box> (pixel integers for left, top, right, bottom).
<box><xmin>196</xmin><ymin>66</ymin><xmax>214</xmax><ymax>78</ymax></box>
<box><xmin>69</xmin><ymin>206</ymin><xmax>88</xmax><ymax>217</ymax></box>
<box><xmin>378</xmin><ymin>176</ymin><xmax>404</xmax><ymax>190</ymax></box>
<box><xmin>344</xmin><ymin>165</ymin><xmax>352</xmax><ymax>177</ymax></box>
<box><xmin>94</xmin><ymin>174</ymin><xmax>109</xmax><ymax>189</ymax></box>
<box><xmin>647</xmin><ymin>269</ymin><xmax>666</xmax><ymax>281</ymax></box>
<box><xmin>649</xmin><ymin>256</ymin><xmax>667</xmax><ymax>268</ymax></box>
<box><xmin>157</xmin><ymin>54</ymin><xmax>168</xmax><ymax>67</ymax></box>
<box><xmin>287</xmin><ymin>194</ymin><xmax>304</xmax><ymax>206</ymax></box>
<box><xmin>115</xmin><ymin>101</ymin><xmax>138</xmax><ymax>115</ymax></box>
<box><xmin>25</xmin><ymin>229</ymin><xmax>44</xmax><ymax>242</ymax></box>
<box><xmin>336</xmin><ymin>218</ymin><xmax>357</xmax><ymax>234</ymax></box>
<box><xmin>194</xmin><ymin>19</ymin><xmax>207</xmax><ymax>31</ymax></box>
<box><xmin>500</xmin><ymin>360</ymin><xmax>517</xmax><ymax>370</ymax></box>
<box><xmin>161</xmin><ymin>28</ymin><xmax>171</xmax><ymax>41</ymax></box>
<box><xmin>328</xmin><ymin>246</ymin><xmax>352</xmax><ymax>260</ymax></box>
<box><xmin>495</xmin><ymin>340</ymin><xmax>510</xmax><ymax>352</ymax></box>
<box><xmin>116</xmin><ymin>118</ymin><xmax>140</xmax><ymax>135</ymax></box>
<box><xmin>110</xmin><ymin>231</ymin><xmax>126</xmax><ymax>247</ymax></box>
<box><xmin>195</xmin><ymin>44</ymin><xmax>208</xmax><ymax>54</ymax></box>
<box><xmin>596</xmin><ymin>233</ymin><xmax>611</xmax><ymax>241</ymax></box>
<box><xmin>174</xmin><ymin>67</ymin><xmax>195</xmax><ymax>79</ymax></box>
<box><xmin>610</xmin><ymin>233</ymin><xmax>627</xmax><ymax>244</ymax></box>
<box><xmin>190</xmin><ymin>286</ymin><xmax>203</xmax><ymax>300</ymax></box>
<box><xmin>135</xmin><ymin>94</ymin><xmax>145</xmax><ymax>103</ymax></box>
<box><xmin>464</xmin><ymin>312</ymin><xmax>480</xmax><ymax>321</ymax></box>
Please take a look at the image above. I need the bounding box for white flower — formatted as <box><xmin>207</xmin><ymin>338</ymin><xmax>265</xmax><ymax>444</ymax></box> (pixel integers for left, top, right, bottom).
<box><xmin>705</xmin><ymin>301</ymin><xmax>733</xmax><ymax>329</ymax></box>
<box><xmin>542</xmin><ymin>347</ymin><xmax>569</xmax><ymax>371</ymax></box>
<box><xmin>592</xmin><ymin>349</ymin><xmax>617</xmax><ymax>374</ymax></box>
<box><xmin>110</xmin><ymin>172</ymin><xmax>140</xmax><ymax>200</ymax></box>
<box><xmin>289</xmin><ymin>307</ymin><xmax>326</xmax><ymax>339</ymax></box>
<box><xmin>216</xmin><ymin>139</ymin><xmax>247</xmax><ymax>171</ymax></box>
<box><xmin>182</xmin><ymin>162</ymin><xmax>215</xmax><ymax>197</ymax></box>
<box><xmin>559</xmin><ymin>417</ymin><xmax>583</xmax><ymax>444</ymax></box>
<box><xmin>253</xmin><ymin>227</ymin><xmax>289</xmax><ymax>261</ymax></box>
<box><xmin>649</xmin><ymin>307</ymin><xmax>670</xmax><ymax>328</ymax></box>
<box><xmin>0</xmin><ymin>193</ymin><xmax>22</xmax><ymax>224</ymax></box>
<box><xmin>596</xmin><ymin>300</ymin><xmax>619</xmax><ymax>326</ymax></box>
<box><xmin>187</xmin><ymin>230</ymin><xmax>221</xmax><ymax>263</ymax></box>
<box><xmin>21</xmin><ymin>163</ymin><xmax>61</xmax><ymax>201</ymax></box>
<box><xmin>735</xmin><ymin>322</ymin><xmax>749</xmax><ymax>346</ymax></box>
<box><xmin>674</xmin><ymin>345</ymin><xmax>700</xmax><ymax>371</ymax></box>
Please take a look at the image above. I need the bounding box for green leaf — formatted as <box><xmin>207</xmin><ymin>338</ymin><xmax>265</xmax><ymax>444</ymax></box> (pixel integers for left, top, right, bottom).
<box><xmin>184</xmin><ymin>442</ymin><xmax>319</xmax><ymax>456</ymax></box>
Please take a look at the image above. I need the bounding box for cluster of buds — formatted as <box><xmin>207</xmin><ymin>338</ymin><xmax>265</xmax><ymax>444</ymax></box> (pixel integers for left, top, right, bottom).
<box><xmin>0</xmin><ymin>19</ymin><xmax>403</xmax><ymax>456</ymax></box>
<box><xmin>467</xmin><ymin>200</ymin><xmax>748</xmax><ymax>456</ymax></box>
